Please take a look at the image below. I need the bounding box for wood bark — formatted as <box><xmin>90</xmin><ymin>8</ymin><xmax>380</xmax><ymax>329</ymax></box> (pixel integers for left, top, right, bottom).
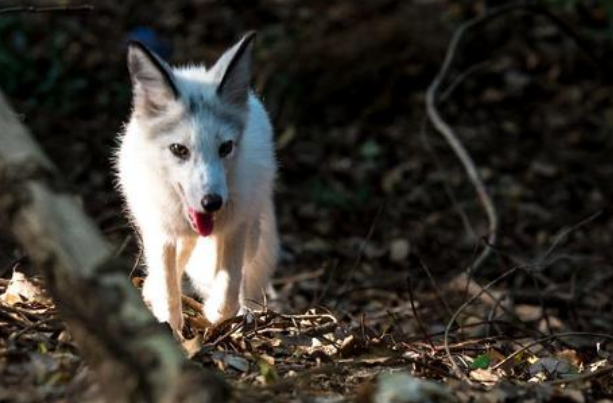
<box><xmin>0</xmin><ymin>92</ymin><xmax>229</xmax><ymax>403</ymax></box>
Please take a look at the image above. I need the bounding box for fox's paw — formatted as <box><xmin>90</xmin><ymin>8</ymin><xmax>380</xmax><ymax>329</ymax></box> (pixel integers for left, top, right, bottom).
<box><xmin>142</xmin><ymin>296</ymin><xmax>184</xmax><ymax>340</ymax></box>
<box><xmin>203</xmin><ymin>298</ymin><xmax>239</xmax><ymax>325</ymax></box>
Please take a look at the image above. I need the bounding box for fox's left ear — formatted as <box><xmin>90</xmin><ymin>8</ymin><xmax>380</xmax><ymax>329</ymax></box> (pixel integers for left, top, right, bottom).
<box><xmin>127</xmin><ymin>41</ymin><xmax>178</xmax><ymax>116</ymax></box>
<box><xmin>211</xmin><ymin>31</ymin><xmax>256</xmax><ymax>108</ymax></box>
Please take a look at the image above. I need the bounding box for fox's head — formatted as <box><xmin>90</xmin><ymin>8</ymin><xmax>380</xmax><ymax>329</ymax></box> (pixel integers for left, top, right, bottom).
<box><xmin>126</xmin><ymin>33</ymin><xmax>255</xmax><ymax>237</ymax></box>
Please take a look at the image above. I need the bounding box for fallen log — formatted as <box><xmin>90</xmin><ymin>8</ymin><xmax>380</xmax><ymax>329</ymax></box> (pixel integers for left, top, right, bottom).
<box><xmin>0</xmin><ymin>91</ymin><xmax>229</xmax><ymax>402</ymax></box>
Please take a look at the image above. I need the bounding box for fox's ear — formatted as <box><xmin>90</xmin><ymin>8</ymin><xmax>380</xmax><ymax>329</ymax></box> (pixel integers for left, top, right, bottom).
<box><xmin>127</xmin><ymin>41</ymin><xmax>178</xmax><ymax>115</ymax></box>
<box><xmin>211</xmin><ymin>31</ymin><xmax>256</xmax><ymax>108</ymax></box>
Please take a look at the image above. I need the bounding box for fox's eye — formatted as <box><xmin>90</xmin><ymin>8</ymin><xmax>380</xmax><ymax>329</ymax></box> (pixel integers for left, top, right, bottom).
<box><xmin>219</xmin><ymin>140</ymin><xmax>234</xmax><ymax>158</ymax></box>
<box><xmin>169</xmin><ymin>143</ymin><xmax>190</xmax><ymax>160</ymax></box>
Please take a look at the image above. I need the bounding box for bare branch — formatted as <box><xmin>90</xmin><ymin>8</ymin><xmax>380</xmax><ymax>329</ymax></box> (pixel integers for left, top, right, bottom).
<box><xmin>425</xmin><ymin>2</ymin><xmax>604</xmax><ymax>275</ymax></box>
<box><xmin>0</xmin><ymin>4</ymin><xmax>93</xmax><ymax>16</ymax></box>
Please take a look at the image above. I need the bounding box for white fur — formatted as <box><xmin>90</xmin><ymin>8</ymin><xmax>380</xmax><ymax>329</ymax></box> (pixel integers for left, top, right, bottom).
<box><xmin>115</xmin><ymin>39</ymin><xmax>278</xmax><ymax>337</ymax></box>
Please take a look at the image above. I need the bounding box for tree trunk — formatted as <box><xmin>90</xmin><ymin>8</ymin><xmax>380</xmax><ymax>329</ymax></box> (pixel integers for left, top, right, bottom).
<box><xmin>0</xmin><ymin>92</ymin><xmax>229</xmax><ymax>403</ymax></box>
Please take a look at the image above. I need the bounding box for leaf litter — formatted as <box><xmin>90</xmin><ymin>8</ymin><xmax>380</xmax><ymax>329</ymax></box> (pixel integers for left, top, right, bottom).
<box><xmin>1</xmin><ymin>1</ymin><xmax>613</xmax><ymax>402</ymax></box>
<box><xmin>2</xmin><ymin>269</ymin><xmax>612</xmax><ymax>402</ymax></box>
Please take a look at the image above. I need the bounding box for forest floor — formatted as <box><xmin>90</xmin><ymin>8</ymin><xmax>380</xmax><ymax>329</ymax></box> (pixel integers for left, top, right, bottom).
<box><xmin>1</xmin><ymin>1</ymin><xmax>613</xmax><ymax>402</ymax></box>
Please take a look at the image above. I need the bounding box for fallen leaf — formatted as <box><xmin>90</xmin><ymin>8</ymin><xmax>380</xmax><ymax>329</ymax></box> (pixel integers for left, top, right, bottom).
<box><xmin>529</xmin><ymin>357</ymin><xmax>577</xmax><ymax>380</ymax></box>
<box><xmin>181</xmin><ymin>335</ymin><xmax>202</xmax><ymax>359</ymax></box>
<box><xmin>0</xmin><ymin>271</ymin><xmax>52</xmax><ymax>306</ymax></box>
<box><xmin>469</xmin><ymin>368</ymin><xmax>500</xmax><ymax>384</ymax></box>
<box><xmin>211</xmin><ymin>352</ymin><xmax>250</xmax><ymax>372</ymax></box>
<box><xmin>557</xmin><ymin>349</ymin><xmax>582</xmax><ymax>368</ymax></box>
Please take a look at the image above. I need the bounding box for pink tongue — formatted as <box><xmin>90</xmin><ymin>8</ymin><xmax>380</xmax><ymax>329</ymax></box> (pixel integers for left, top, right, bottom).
<box><xmin>188</xmin><ymin>209</ymin><xmax>214</xmax><ymax>237</ymax></box>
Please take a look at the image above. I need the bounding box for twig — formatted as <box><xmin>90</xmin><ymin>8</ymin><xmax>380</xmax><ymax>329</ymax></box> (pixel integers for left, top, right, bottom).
<box><xmin>491</xmin><ymin>332</ymin><xmax>613</xmax><ymax>371</ymax></box>
<box><xmin>407</xmin><ymin>318</ymin><xmax>542</xmax><ymax>343</ymax></box>
<box><xmin>444</xmin><ymin>266</ymin><xmax>519</xmax><ymax>380</ymax></box>
<box><xmin>536</xmin><ymin>210</ymin><xmax>602</xmax><ymax>267</ymax></box>
<box><xmin>409</xmin><ymin>253</ymin><xmax>453</xmax><ymax>319</ymax></box>
<box><xmin>400</xmin><ymin>352</ymin><xmax>461</xmax><ymax>379</ymax></box>
<box><xmin>420</xmin><ymin>61</ymin><xmax>490</xmax><ymax>243</ymax></box>
<box><xmin>548</xmin><ymin>365</ymin><xmax>613</xmax><ymax>386</ymax></box>
<box><xmin>0</xmin><ymin>300</ymin><xmax>49</xmax><ymax>321</ymax></box>
<box><xmin>425</xmin><ymin>2</ymin><xmax>606</xmax><ymax>275</ymax></box>
<box><xmin>0</xmin><ymin>4</ymin><xmax>93</xmax><ymax>16</ymax></box>
<box><xmin>113</xmin><ymin>234</ymin><xmax>133</xmax><ymax>258</ymax></box>
<box><xmin>438</xmin><ymin>61</ymin><xmax>490</xmax><ymax>104</ymax></box>
<box><xmin>431</xmin><ymin>335</ymin><xmax>504</xmax><ymax>353</ymax></box>
<box><xmin>332</xmin><ymin>203</ymin><xmax>383</xmax><ymax>307</ymax></box>
<box><xmin>128</xmin><ymin>248</ymin><xmax>143</xmax><ymax>279</ymax></box>
<box><xmin>207</xmin><ymin>320</ymin><xmax>245</xmax><ymax>346</ymax></box>
<box><xmin>426</xmin><ymin>11</ymin><xmax>499</xmax><ymax>275</ymax></box>
<box><xmin>420</xmin><ymin>119</ymin><xmax>477</xmax><ymax>242</ymax></box>
<box><xmin>0</xmin><ymin>257</ymin><xmax>27</xmax><ymax>279</ymax></box>
<box><xmin>8</xmin><ymin>317</ymin><xmax>60</xmax><ymax>345</ymax></box>
<box><xmin>310</xmin><ymin>260</ymin><xmax>339</xmax><ymax>307</ymax></box>
<box><xmin>406</xmin><ymin>272</ymin><xmax>435</xmax><ymax>350</ymax></box>
<box><xmin>528</xmin><ymin>267</ymin><xmax>553</xmax><ymax>335</ymax></box>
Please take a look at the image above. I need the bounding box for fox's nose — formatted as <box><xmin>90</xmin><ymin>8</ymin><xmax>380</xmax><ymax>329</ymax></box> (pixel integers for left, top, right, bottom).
<box><xmin>201</xmin><ymin>194</ymin><xmax>223</xmax><ymax>213</ymax></box>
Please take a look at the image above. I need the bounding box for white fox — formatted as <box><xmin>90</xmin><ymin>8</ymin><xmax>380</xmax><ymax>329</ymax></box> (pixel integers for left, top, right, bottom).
<box><xmin>115</xmin><ymin>32</ymin><xmax>278</xmax><ymax>337</ymax></box>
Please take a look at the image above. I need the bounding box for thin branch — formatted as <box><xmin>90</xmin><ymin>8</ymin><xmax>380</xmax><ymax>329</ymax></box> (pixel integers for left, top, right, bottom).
<box><xmin>443</xmin><ymin>266</ymin><xmax>519</xmax><ymax>380</ymax></box>
<box><xmin>0</xmin><ymin>4</ymin><xmax>93</xmax><ymax>16</ymax></box>
<box><xmin>426</xmin><ymin>15</ymin><xmax>500</xmax><ymax>276</ymax></box>
<box><xmin>491</xmin><ymin>332</ymin><xmax>613</xmax><ymax>371</ymax></box>
<box><xmin>8</xmin><ymin>317</ymin><xmax>60</xmax><ymax>345</ymax></box>
<box><xmin>406</xmin><ymin>272</ymin><xmax>435</xmax><ymax>350</ymax></box>
<box><xmin>536</xmin><ymin>210</ymin><xmax>602</xmax><ymax>267</ymax></box>
<box><xmin>425</xmin><ymin>1</ymin><xmax>605</xmax><ymax>275</ymax></box>
<box><xmin>409</xmin><ymin>253</ymin><xmax>454</xmax><ymax>319</ymax></box>
<box><xmin>332</xmin><ymin>203</ymin><xmax>383</xmax><ymax>308</ymax></box>
<box><xmin>548</xmin><ymin>365</ymin><xmax>613</xmax><ymax>386</ymax></box>
<box><xmin>420</xmin><ymin>119</ymin><xmax>477</xmax><ymax>242</ymax></box>
<box><xmin>420</xmin><ymin>61</ymin><xmax>491</xmax><ymax>243</ymax></box>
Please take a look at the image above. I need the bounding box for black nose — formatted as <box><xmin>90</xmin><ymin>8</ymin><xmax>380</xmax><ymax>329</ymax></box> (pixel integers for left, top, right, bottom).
<box><xmin>201</xmin><ymin>194</ymin><xmax>223</xmax><ymax>213</ymax></box>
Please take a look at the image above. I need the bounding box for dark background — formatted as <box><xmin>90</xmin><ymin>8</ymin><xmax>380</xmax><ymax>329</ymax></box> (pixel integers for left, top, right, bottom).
<box><xmin>1</xmin><ymin>0</ymin><xmax>613</xmax><ymax>381</ymax></box>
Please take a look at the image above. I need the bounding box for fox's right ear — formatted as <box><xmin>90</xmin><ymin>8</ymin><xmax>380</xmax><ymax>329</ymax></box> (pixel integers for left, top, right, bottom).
<box><xmin>127</xmin><ymin>41</ymin><xmax>178</xmax><ymax>116</ymax></box>
<box><xmin>211</xmin><ymin>31</ymin><xmax>256</xmax><ymax>108</ymax></box>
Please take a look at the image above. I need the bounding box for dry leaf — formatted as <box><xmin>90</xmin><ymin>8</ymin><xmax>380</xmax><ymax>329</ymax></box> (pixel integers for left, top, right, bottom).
<box><xmin>181</xmin><ymin>335</ymin><xmax>203</xmax><ymax>359</ymax></box>
<box><xmin>529</xmin><ymin>357</ymin><xmax>576</xmax><ymax>380</ymax></box>
<box><xmin>469</xmin><ymin>368</ymin><xmax>500</xmax><ymax>385</ymax></box>
<box><xmin>0</xmin><ymin>271</ymin><xmax>52</xmax><ymax>306</ymax></box>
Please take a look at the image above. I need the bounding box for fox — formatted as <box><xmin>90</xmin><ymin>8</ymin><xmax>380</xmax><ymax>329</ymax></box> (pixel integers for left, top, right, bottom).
<box><xmin>114</xmin><ymin>32</ymin><xmax>278</xmax><ymax>338</ymax></box>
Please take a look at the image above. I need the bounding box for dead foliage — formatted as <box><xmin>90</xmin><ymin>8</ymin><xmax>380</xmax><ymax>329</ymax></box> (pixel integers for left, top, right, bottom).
<box><xmin>2</xmin><ymin>0</ymin><xmax>613</xmax><ymax>402</ymax></box>
<box><xmin>2</xmin><ymin>266</ymin><xmax>613</xmax><ymax>402</ymax></box>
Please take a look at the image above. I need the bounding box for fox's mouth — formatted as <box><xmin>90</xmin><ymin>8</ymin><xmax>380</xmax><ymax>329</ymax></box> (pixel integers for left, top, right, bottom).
<box><xmin>176</xmin><ymin>184</ymin><xmax>215</xmax><ymax>237</ymax></box>
<box><xmin>187</xmin><ymin>208</ymin><xmax>214</xmax><ymax>237</ymax></box>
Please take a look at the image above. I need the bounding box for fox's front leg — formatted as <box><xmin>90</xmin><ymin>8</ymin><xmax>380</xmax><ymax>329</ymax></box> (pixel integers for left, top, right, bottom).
<box><xmin>141</xmin><ymin>235</ymin><xmax>183</xmax><ymax>339</ymax></box>
<box><xmin>203</xmin><ymin>229</ymin><xmax>246</xmax><ymax>324</ymax></box>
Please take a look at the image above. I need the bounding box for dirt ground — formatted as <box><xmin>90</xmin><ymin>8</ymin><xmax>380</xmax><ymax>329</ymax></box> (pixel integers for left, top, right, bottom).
<box><xmin>1</xmin><ymin>1</ymin><xmax>613</xmax><ymax>402</ymax></box>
